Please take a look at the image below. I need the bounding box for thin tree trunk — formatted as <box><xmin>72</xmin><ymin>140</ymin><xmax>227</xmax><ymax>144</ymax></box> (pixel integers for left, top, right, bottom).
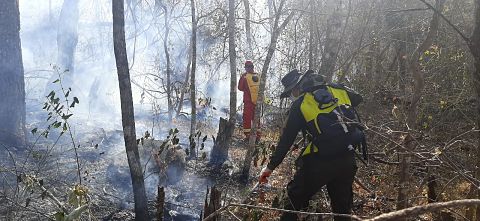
<box><xmin>157</xmin><ymin>186</ymin><xmax>165</xmax><ymax>221</ymax></box>
<box><xmin>228</xmin><ymin>0</ymin><xmax>237</xmax><ymax>125</ymax></box>
<box><xmin>243</xmin><ymin>0</ymin><xmax>253</xmax><ymax>59</ymax></box>
<box><xmin>242</xmin><ymin>0</ymin><xmax>294</xmax><ymax>179</ymax></box>
<box><xmin>319</xmin><ymin>5</ymin><xmax>342</xmax><ymax>82</ymax></box>
<box><xmin>406</xmin><ymin>0</ymin><xmax>444</xmax><ymax>129</ymax></box>
<box><xmin>112</xmin><ymin>1</ymin><xmax>150</xmax><ymax>219</ymax></box>
<box><xmin>190</xmin><ymin>0</ymin><xmax>197</xmax><ymax>136</ymax></box>
<box><xmin>468</xmin><ymin>1</ymin><xmax>480</xmax><ymax>219</ymax></box>
<box><xmin>396</xmin><ymin>134</ymin><xmax>414</xmax><ymax>212</ymax></box>
<box><xmin>0</xmin><ymin>0</ymin><xmax>25</xmax><ymax>147</ymax></box>
<box><xmin>161</xmin><ymin>4</ymin><xmax>173</xmax><ymax>123</ymax></box>
<box><xmin>308</xmin><ymin>0</ymin><xmax>316</xmax><ymax>70</ymax></box>
<box><xmin>176</xmin><ymin>45</ymin><xmax>192</xmax><ymax>117</ymax></box>
<box><xmin>57</xmin><ymin>0</ymin><xmax>79</xmax><ymax>79</ymax></box>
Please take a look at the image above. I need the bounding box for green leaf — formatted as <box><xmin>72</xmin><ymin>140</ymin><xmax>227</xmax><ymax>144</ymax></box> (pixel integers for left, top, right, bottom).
<box><xmin>53</xmin><ymin>121</ymin><xmax>62</xmax><ymax>128</ymax></box>
<box><xmin>173</xmin><ymin>128</ymin><xmax>179</xmax><ymax>134</ymax></box>
<box><xmin>173</xmin><ymin>138</ymin><xmax>179</xmax><ymax>145</ymax></box>
<box><xmin>160</xmin><ymin>141</ymin><xmax>168</xmax><ymax>149</ymax></box>
<box><xmin>54</xmin><ymin>211</ymin><xmax>65</xmax><ymax>221</ymax></box>
<box><xmin>47</xmin><ymin>91</ymin><xmax>55</xmax><ymax>99</ymax></box>
<box><xmin>52</xmin><ymin>79</ymin><xmax>60</xmax><ymax>84</ymax></box>
<box><xmin>202</xmin><ymin>135</ymin><xmax>207</xmax><ymax>142</ymax></box>
<box><xmin>63</xmin><ymin>123</ymin><xmax>68</xmax><ymax>132</ymax></box>
<box><xmin>62</xmin><ymin>114</ymin><xmax>73</xmax><ymax>120</ymax></box>
<box><xmin>31</xmin><ymin>128</ymin><xmax>38</xmax><ymax>134</ymax></box>
<box><xmin>65</xmin><ymin>90</ymin><xmax>70</xmax><ymax>98</ymax></box>
<box><xmin>73</xmin><ymin>97</ymin><xmax>79</xmax><ymax>104</ymax></box>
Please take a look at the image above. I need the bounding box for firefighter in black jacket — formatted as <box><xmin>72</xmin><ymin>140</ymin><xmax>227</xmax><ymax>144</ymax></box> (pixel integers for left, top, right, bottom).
<box><xmin>258</xmin><ymin>70</ymin><xmax>364</xmax><ymax>221</ymax></box>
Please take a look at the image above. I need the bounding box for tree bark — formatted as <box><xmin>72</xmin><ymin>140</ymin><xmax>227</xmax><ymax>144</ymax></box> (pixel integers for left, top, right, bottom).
<box><xmin>243</xmin><ymin>0</ymin><xmax>253</xmax><ymax>59</ymax></box>
<box><xmin>406</xmin><ymin>0</ymin><xmax>444</xmax><ymax>129</ymax></box>
<box><xmin>468</xmin><ymin>1</ymin><xmax>480</xmax><ymax>219</ymax></box>
<box><xmin>157</xmin><ymin>186</ymin><xmax>165</xmax><ymax>221</ymax></box>
<box><xmin>190</xmin><ymin>0</ymin><xmax>197</xmax><ymax>136</ymax></box>
<box><xmin>242</xmin><ymin>0</ymin><xmax>294</xmax><ymax>180</ymax></box>
<box><xmin>176</xmin><ymin>45</ymin><xmax>192</xmax><ymax>117</ymax></box>
<box><xmin>319</xmin><ymin>2</ymin><xmax>342</xmax><ymax>82</ymax></box>
<box><xmin>228</xmin><ymin>0</ymin><xmax>237</xmax><ymax>125</ymax></box>
<box><xmin>161</xmin><ymin>3</ymin><xmax>173</xmax><ymax>123</ymax></box>
<box><xmin>57</xmin><ymin>0</ymin><xmax>79</xmax><ymax>74</ymax></box>
<box><xmin>210</xmin><ymin>117</ymin><xmax>234</xmax><ymax>165</ymax></box>
<box><xmin>112</xmin><ymin>1</ymin><xmax>150</xmax><ymax>219</ymax></box>
<box><xmin>308</xmin><ymin>0</ymin><xmax>316</xmax><ymax>70</ymax></box>
<box><xmin>396</xmin><ymin>134</ymin><xmax>414</xmax><ymax>212</ymax></box>
<box><xmin>0</xmin><ymin>0</ymin><xmax>26</xmax><ymax>147</ymax></box>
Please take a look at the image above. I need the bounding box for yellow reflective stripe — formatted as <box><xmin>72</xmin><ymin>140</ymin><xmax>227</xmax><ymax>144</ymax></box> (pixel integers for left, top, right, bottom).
<box><xmin>245</xmin><ymin>73</ymin><xmax>260</xmax><ymax>104</ymax></box>
<box><xmin>302</xmin><ymin>142</ymin><xmax>318</xmax><ymax>156</ymax></box>
<box><xmin>314</xmin><ymin>117</ymin><xmax>321</xmax><ymax>135</ymax></box>
<box><xmin>328</xmin><ymin>86</ymin><xmax>351</xmax><ymax>106</ymax></box>
<box><xmin>303</xmin><ymin>142</ymin><xmax>312</xmax><ymax>155</ymax></box>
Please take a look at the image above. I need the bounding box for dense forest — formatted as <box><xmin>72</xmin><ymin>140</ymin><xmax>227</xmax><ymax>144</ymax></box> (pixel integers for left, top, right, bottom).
<box><xmin>1</xmin><ymin>0</ymin><xmax>480</xmax><ymax>220</ymax></box>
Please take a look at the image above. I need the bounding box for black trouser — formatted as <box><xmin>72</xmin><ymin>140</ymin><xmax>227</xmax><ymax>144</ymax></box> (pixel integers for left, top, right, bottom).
<box><xmin>280</xmin><ymin>151</ymin><xmax>357</xmax><ymax>221</ymax></box>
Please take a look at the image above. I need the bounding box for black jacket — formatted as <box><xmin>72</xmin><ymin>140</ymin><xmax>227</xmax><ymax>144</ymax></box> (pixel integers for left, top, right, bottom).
<box><xmin>266</xmin><ymin>84</ymin><xmax>362</xmax><ymax>171</ymax></box>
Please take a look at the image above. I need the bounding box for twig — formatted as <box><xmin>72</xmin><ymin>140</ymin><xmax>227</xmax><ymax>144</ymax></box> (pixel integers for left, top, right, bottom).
<box><xmin>38</xmin><ymin>183</ymin><xmax>68</xmax><ymax>213</ymax></box>
<box><xmin>417</xmin><ymin>0</ymin><xmax>471</xmax><ymax>45</ymax></box>
<box><xmin>365</xmin><ymin>199</ymin><xmax>480</xmax><ymax>221</ymax></box>
<box><xmin>354</xmin><ymin>177</ymin><xmax>373</xmax><ymax>194</ymax></box>
<box><xmin>385</xmin><ymin>8</ymin><xmax>430</xmax><ymax>13</ymax></box>
<box><xmin>201</xmin><ymin>203</ymin><xmax>363</xmax><ymax>221</ymax></box>
<box><xmin>226</xmin><ymin>209</ymin><xmax>242</xmax><ymax>221</ymax></box>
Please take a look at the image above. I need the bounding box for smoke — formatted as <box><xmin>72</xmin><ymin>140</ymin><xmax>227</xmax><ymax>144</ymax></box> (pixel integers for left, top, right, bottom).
<box><xmin>18</xmin><ymin>0</ymin><xmax>284</xmax><ymax>218</ymax></box>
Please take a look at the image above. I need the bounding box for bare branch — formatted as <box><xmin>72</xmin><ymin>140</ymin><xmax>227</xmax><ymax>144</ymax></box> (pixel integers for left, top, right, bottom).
<box><xmin>417</xmin><ymin>0</ymin><xmax>471</xmax><ymax>45</ymax></box>
<box><xmin>365</xmin><ymin>199</ymin><xmax>480</xmax><ymax>221</ymax></box>
<box><xmin>201</xmin><ymin>203</ymin><xmax>363</xmax><ymax>221</ymax></box>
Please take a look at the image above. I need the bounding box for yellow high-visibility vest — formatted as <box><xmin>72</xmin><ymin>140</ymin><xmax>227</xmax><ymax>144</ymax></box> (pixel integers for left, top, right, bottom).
<box><xmin>245</xmin><ymin>72</ymin><xmax>260</xmax><ymax>104</ymax></box>
<box><xmin>300</xmin><ymin>86</ymin><xmax>352</xmax><ymax>156</ymax></box>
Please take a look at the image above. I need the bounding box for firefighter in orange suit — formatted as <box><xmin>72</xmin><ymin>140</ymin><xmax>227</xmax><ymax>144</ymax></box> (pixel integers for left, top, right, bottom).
<box><xmin>238</xmin><ymin>60</ymin><xmax>261</xmax><ymax>141</ymax></box>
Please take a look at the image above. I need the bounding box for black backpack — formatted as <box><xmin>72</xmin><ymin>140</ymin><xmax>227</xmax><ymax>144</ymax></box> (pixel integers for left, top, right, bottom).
<box><xmin>308</xmin><ymin>84</ymin><xmax>368</xmax><ymax>162</ymax></box>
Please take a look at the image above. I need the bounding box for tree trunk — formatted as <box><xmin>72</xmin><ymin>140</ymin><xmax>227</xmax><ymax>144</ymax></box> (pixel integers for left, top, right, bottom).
<box><xmin>243</xmin><ymin>0</ymin><xmax>253</xmax><ymax>59</ymax></box>
<box><xmin>161</xmin><ymin>3</ymin><xmax>173</xmax><ymax>123</ymax></box>
<box><xmin>210</xmin><ymin>117</ymin><xmax>234</xmax><ymax>165</ymax></box>
<box><xmin>308</xmin><ymin>0</ymin><xmax>316</xmax><ymax>70</ymax></box>
<box><xmin>396</xmin><ymin>134</ymin><xmax>414</xmax><ymax>212</ymax></box>
<box><xmin>202</xmin><ymin>186</ymin><xmax>222</xmax><ymax>221</ymax></box>
<box><xmin>468</xmin><ymin>1</ymin><xmax>480</xmax><ymax>219</ymax></box>
<box><xmin>386</xmin><ymin>5</ymin><xmax>408</xmax><ymax>98</ymax></box>
<box><xmin>228</xmin><ymin>0</ymin><xmax>237</xmax><ymax>125</ymax></box>
<box><xmin>190</xmin><ymin>0</ymin><xmax>197</xmax><ymax>136</ymax></box>
<box><xmin>57</xmin><ymin>0</ymin><xmax>79</xmax><ymax>74</ymax></box>
<box><xmin>53</xmin><ymin>0</ymin><xmax>79</xmax><ymax>92</ymax></box>
<box><xmin>0</xmin><ymin>0</ymin><xmax>26</xmax><ymax>147</ymax></box>
<box><xmin>157</xmin><ymin>186</ymin><xmax>165</xmax><ymax>221</ymax></box>
<box><xmin>320</xmin><ymin>3</ymin><xmax>342</xmax><ymax>82</ymax></box>
<box><xmin>112</xmin><ymin>1</ymin><xmax>150</xmax><ymax>219</ymax></box>
<box><xmin>176</xmin><ymin>44</ymin><xmax>192</xmax><ymax>117</ymax></box>
<box><xmin>242</xmin><ymin>0</ymin><xmax>294</xmax><ymax>180</ymax></box>
<box><xmin>406</xmin><ymin>0</ymin><xmax>444</xmax><ymax>129</ymax></box>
